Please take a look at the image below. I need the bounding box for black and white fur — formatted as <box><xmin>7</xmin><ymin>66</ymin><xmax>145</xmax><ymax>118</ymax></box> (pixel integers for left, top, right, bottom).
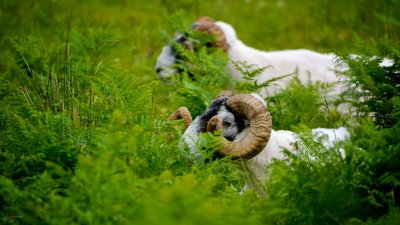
<box><xmin>180</xmin><ymin>94</ymin><xmax>350</xmax><ymax>194</ymax></box>
<box><xmin>156</xmin><ymin>19</ymin><xmax>394</xmax><ymax>114</ymax></box>
<box><xmin>181</xmin><ymin>95</ymin><xmax>247</xmax><ymax>156</ymax></box>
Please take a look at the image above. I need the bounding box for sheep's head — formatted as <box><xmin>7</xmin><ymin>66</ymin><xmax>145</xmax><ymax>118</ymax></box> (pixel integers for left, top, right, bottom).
<box><xmin>170</xmin><ymin>93</ymin><xmax>272</xmax><ymax>159</ymax></box>
<box><xmin>209</xmin><ymin>94</ymin><xmax>272</xmax><ymax>159</ymax></box>
<box><xmin>155</xmin><ymin>16</ymin><xmax>231</xmax><ymax>81</ymax></box>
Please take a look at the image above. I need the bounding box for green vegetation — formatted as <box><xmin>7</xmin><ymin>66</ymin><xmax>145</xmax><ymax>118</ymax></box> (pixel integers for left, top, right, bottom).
<box><xmin>0</xmin><ymin>0</ymin><xmax>399</xmax><ymax>224</ymax></box>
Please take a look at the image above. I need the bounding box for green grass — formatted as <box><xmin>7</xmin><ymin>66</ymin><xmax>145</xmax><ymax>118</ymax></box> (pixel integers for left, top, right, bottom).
<box><xmin>0</xmin><ymin>0</ymin><xmax>400</xmax><ymax>224</ymax></box>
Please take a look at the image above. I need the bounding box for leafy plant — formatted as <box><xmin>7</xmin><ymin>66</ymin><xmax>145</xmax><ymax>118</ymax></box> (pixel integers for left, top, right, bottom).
<box><xmin>1</xmin><ymin>1</ymin><xmax>400</xmax><ymax>225</ymax></box>
<box><xmin>339</xmin><ymin>43</ymin><xmax>400</xmax><ymax>128</ymax></box>
<box><xmin>267</xmin><ymin>76</ymin><xmax>346</xmax><ymax>131</ymax></box>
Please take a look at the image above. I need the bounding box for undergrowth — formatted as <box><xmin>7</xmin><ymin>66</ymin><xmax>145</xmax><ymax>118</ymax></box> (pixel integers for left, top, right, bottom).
<box><xmin>1</xmin><ymin>1</ymin><xmax>400</xmax><ymax>225</ymax></box>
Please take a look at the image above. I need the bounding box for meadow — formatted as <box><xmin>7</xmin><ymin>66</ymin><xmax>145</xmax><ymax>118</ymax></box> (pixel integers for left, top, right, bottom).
<box><xmin>0</xmin><ymin>0</ymin><xmax>399</xmax><ymax>224</ymax></box>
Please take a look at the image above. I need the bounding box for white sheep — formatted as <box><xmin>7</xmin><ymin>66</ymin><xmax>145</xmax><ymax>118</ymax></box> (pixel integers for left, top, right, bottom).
<box><xmin>156</xmin><ymin>17</ymin><xmax>349</xmax><ymax>96</ymax></box>
<box><xmin>156</xmin><ymin>17</ymin><xmax>393</xmax><ymax>112</ymax></box>
<box><xmin>169</xmin><ymin>93</ymin><xmax>350</xmax><ymax>194</ymax></box>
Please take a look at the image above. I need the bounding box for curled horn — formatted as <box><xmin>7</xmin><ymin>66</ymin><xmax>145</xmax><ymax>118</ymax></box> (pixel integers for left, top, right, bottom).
<box><xmin>217</xmin><ymin>90</ymin><xmax>234</xmax><ymax>98</ymax></box>
<box><xmin>207</xmin><ymin>94</ymin><xmax>272</xmax><ymax>159</ymax></box>
<box><xmin>192</xmin><ymin>16</ymin><xmax>229</xmax><ymax>52</ymax></box>
<box><xmin>168</xmin><ymin>107</ymin><xmax>193</xmax><ymax>128</ymax></box>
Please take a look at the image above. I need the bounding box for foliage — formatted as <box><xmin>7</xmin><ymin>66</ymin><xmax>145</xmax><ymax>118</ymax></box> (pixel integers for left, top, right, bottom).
<box><xmin>339</xmin><ymin>42</ymin><xmax>400</xmax><ymax>128</ymax></box>
<box><xmin>160</xmin><ymin>14</ymin><xmax>232</xmax><ymax>116</ymax></box>
<box><xmin>260</xmin><ymin>43</ymin><xmax>400</xmax><ymax>224</ymax></box>
<box><xmin>231</xmin><ymin>60</ymin><xmax>294</xmax><ymax>94</ymax></box>
<box><xmin>0</xmin><ymin>0</ymin><xmax>400</xmax><ymax>225</ymax></box>
<box><xmin>267</xmin><ymin>76</ymin><xmax>346</xmax><ymax>131</ymax></box>
<box><xmin>227</xmin><ymin>60</ymin><xmax>345</xmax><ymax>131</ymax></box>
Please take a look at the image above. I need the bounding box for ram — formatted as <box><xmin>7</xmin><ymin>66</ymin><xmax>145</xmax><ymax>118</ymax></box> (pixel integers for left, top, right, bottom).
<box><xmin>170</xmin><ymin>92</ymin><xmax>349</xmax><ymax>194</ymax></box>
<box><xmin>156</xmin><ymin>17</ymin><xmax>393</xmax><ymax>102</ymax></box>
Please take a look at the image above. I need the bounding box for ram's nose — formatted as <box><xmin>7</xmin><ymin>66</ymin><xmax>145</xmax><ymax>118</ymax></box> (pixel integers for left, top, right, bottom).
<box><xmin>156</xmin><ymin>67</ymin><xmax>166</xmax><ymax>80</ymax></box>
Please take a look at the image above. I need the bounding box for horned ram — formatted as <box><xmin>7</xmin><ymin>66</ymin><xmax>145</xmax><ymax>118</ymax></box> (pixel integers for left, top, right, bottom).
<box><xmin>156</xmin><ymin>17</ymin><xmax>393</xmax><ymax>107</ymax></box>
<box><xmin>169</xmin><ymin>92</ymin><xmax>349</xmax><ymax>194</ymax></box>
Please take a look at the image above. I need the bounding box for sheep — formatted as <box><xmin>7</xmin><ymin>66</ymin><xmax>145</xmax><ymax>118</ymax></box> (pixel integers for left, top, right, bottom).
<box><xmin>169</xmin><ymin>92</ymin><xmax>350</xmax><ymax>194</ymax></box>
<box><xmin>156</xmin><ymin>17</ymin><xmax>393</xmax><ymax>111</ymax></box>
<box><xmin>156</xmin><ymin>17</ymin><xmax>348</xmax><ymax>95</ymax></box>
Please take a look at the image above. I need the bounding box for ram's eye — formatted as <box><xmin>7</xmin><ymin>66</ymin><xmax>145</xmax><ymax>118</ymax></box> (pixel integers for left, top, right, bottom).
<box><xmin>175</xmin><ymin>53</ymin><xmax>183</xmax><ymax>60</ymax></box>
<box><xmin>176</xmin><ymin>36</ymin><xmax>187</xmax><ymax>44</ymax></box>
<box><xmin>222</xmin><ymin>121</ymin><xmax>231</xmax><ymax>126</ymax></box>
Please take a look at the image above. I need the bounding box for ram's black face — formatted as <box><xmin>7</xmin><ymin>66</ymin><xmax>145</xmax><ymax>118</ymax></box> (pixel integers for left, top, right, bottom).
<box><xmin>155</xmin><ymin>34</ymin><xmax>190</xmax><ymax>80</ymax></box>
<box><xmin>197</xmin><ymin>96</ymin><xmax>246</xmax><ymax>141</ymax></box>
<box><xmin>155</xmin><ymin>31</ymin><xmax>215</xmax><ymax>82</ymax></box>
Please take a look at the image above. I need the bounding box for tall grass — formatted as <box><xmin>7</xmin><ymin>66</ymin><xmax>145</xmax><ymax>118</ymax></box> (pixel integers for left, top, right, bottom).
<box><xmin>0</xmin><ymin>0</ymin><xmax>399</xmax><ymax>224</ymax></box>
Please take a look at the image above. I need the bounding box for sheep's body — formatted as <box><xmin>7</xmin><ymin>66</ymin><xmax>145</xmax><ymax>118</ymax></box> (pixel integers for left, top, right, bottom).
<box><xmin>156</xmin><ymin>20</ymin><xmax>350</xmax><ymax>98</ymax></box>
<box><xmin>180</xmin><ymin>94</ymin><xmax>350</xmax><ymax>194</ymax></box>
<box><xmin>240</xmin><ymin>129</ymin><xmax>298</xmax><ymax>192</ymax></box>
<box><xmin>183</xmin><ymin>114</ymin><xmax>349</xmax><ymax>194</ymax></box>
<box><xmin>240</xmin><ymin>128</ymin><xmax>349</xmax><ymax>192</ymax></box>
<box><xmin>215</xmin><ymin>21</ymin><xmax>348</xmax><ymax>97</ymax></box>
<box><xmin>156</xmin><ymin>19</ymin><xmax>393</xmax><ymax>111</ymax></box>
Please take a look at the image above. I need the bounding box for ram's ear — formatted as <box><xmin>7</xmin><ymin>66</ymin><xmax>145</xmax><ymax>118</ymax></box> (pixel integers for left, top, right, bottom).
<box><xmin>207</xmin><ymin>115</ymin><xmax>223</xmax><ymax>133</ymax></box>
<box><xmin>182</xmin><ymin>40</ymin><xmax>194</xmax><ymax>51</ymax></box>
